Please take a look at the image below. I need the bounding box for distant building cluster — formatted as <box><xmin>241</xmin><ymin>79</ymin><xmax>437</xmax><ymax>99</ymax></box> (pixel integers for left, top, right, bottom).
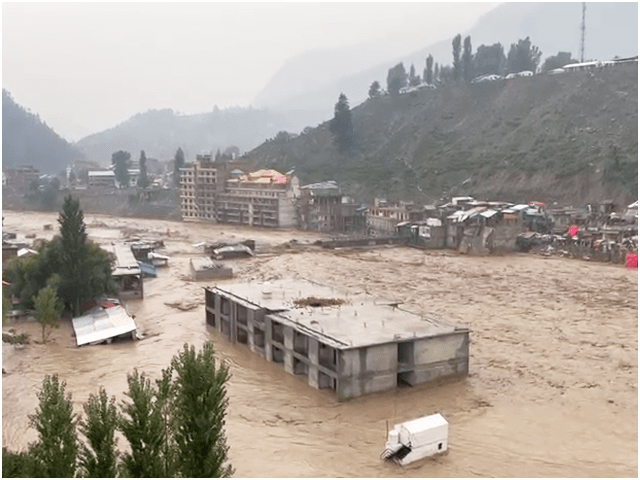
<box><xmin>179</xmin><ymin>154</ymin><xmax>365</xmax><ymax>232</ymax></box>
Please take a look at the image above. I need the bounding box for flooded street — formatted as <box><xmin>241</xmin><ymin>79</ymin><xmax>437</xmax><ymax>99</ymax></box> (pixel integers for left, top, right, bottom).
<box><xmin>3</xmin><ymin>210</ymin><xmax>637</xmax><ymax>477</ymax></box>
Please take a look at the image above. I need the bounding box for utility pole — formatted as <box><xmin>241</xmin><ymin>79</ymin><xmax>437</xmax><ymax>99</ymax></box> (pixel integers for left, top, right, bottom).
<box><xmin>580</xmin><ymin>2</ymin><xmax>586</xmax><ymax>62</ymax></box>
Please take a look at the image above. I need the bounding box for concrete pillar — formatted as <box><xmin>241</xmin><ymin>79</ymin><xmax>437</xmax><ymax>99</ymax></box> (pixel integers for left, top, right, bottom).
<box><xmin>308</xmin><ymin>338</ymin><xmax>320</xmax><ymax>388</ymax></box>
<box><xmin>283</xmin><ymin>326</ymin><xmax>294</xmax><ymax>374</ymax></box>
<box><xmin>265</xmin><ymin>317</ymin><xmax>273</xmax><ymax>362</ymax></box>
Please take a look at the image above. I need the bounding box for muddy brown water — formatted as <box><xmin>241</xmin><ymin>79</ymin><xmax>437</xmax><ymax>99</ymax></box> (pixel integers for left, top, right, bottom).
<box><xmin>2</xmin><ymin>211</ymin><xmax>637</xmax><ymax>477</ymax></box>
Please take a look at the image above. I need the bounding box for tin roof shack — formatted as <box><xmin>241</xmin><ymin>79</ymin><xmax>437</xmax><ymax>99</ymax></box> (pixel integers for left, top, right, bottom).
<box><xmin>190</xmin><ymin>257</ymin><xmax>232</xmax><ymax>281</ymax></box>
<box><xmin>396</xmin><ymin>218</ymin><xmax>446</xmax><ymax>249</ymax></box>
<box><xmin>204</xmin><ymin>279</ymin><xmax>469</xmax><ymax>400</ymax></box>
<box><xmin>368</xmin><ymin>200</ymin><xmax>427</xmax><ymax>236</ymax></box>
<box><xmin>110</xmin><ymin>245</ymin><xmax>143</xmax><ymax>298</ymax></box>
<box><xmin>72</xmin><ymin>305</ymin><xmax>137</xmax><ymax>346</ymax></box>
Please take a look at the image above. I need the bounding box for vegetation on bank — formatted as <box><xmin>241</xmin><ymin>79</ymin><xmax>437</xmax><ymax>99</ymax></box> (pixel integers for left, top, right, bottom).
<box><xmin>4</xmin><ymin>195</ymin><xmax>115</xmax><ymax>330</ymax></box>
<box><xmin>2</xmin><ymin>342</ymin><xmax>232</xmax><ymax>478</ymax></box>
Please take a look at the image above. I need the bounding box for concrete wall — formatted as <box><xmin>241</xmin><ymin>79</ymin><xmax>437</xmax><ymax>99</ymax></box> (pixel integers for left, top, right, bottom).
<box><xmin>411</xmin><ymin>332</ymin><xmax>469</xmax><ymax>384</ymax></box>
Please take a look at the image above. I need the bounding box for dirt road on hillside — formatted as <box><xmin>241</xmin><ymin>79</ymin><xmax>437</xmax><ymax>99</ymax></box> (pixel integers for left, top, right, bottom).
<box><xmin>3</xmin><ymin>211</ymin><xmax>637</xmax><ymax>477</ymax></box>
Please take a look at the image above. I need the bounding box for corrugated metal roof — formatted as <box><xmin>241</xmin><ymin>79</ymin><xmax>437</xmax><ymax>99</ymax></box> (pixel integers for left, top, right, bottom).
<box><xmin>72</xmin><ymin>306</ymin><xmax>137</xmax><ymax>346</ymax></box>
<box><xmin>480</xmin><ymin>209</ymin><xmax>498</xmax><ymax>218</ymax></box>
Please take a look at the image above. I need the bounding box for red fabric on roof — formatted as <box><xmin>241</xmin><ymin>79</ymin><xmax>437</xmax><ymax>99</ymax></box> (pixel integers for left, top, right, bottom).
<box><xmin>567</xmin><ymin>225</ymin><xmax>579</xmax><ymax>237</ymax></box>
<box><xmin>625</xmin><ymin>253</ymin><xmax>638</xmax><ymax>269</ymax></box>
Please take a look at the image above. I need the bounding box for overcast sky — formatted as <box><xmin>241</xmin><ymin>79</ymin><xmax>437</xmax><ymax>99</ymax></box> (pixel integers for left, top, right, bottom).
<box><xmin>3</xmin><ymin>2</ymin><xmax>499</xmax><ymax>142</ymax></box>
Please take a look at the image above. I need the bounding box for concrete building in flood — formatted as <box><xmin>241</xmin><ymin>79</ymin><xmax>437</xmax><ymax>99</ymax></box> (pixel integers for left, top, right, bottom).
<box><xmin>298</xmin><ymin>181</ymin><xmax>365</xmax><ymax>233</ymax></box>
<box><xmin>204</xmin><ymin>279</ymin><xmax>469</xmax><ymax>400</ymax></box>
<box><xmin>217</xmin><ymin>169</ymin><xmax>299</xmax><ymax>228</ymax></box>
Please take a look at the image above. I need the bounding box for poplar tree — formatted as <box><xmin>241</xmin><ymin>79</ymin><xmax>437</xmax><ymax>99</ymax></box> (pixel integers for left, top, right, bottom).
<box><xmin>58</xmin><ymin>195</ymin><xmax>88</xmax><ymax>316</ymax></box>
<box><xmin>111</xmin><ymin>150</ymin><xmax>131</xmax><ymax>188</ymax></box>
<box><xmin>171</xmin><ymin>342</ymin><xmax>232</xmax><ymax>478</ymax></box>
<box><xmin>119</xmin><ymin>369</ymin><xmax>174</xmax><ymax>478</ymax></box>
<box><xmin>78</xmin><ymin>387</ymin><xmax>119</xmax><ymax>478</ymax></box>
<box><xmin>28</xmin><ymin>375</ymin><xmax>78</xmax><ymax>478</ymax></box>
<box><xmin>462</xmin><ymin>36</ymin><xmax>473</xmax><ymax>82</ymax></box>
<box><xmin>452</xmin><ymin>34</ymin><xmax>462</xmax><ymax>82</ymax></box>
<box><xmin>173</xmin><ymin>148</ymin><xmax>185</xmax><ymax>187</ymax></box>
<box><xmin>139</xmin><ymin>150</ymin><xmax>149</xmax><ymax>189</ymax></box>
<box><xmin>424</xmin><ymin>54</ymin><xmax>434</xmax><ymax>84</ymax></box>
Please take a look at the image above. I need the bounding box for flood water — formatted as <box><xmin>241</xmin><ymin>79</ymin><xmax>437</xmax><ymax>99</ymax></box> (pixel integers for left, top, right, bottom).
<box><xmin>2</xmin><ymin>210</ymin><xmax>637</xmax><ymax>477</ymax></box>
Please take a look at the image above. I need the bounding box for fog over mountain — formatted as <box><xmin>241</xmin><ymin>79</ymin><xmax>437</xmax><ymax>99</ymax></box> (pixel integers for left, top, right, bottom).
<box><xmin>254</xmin><ymin>2</ymin><xmax>638</xmax><ymax>124</ymax></box>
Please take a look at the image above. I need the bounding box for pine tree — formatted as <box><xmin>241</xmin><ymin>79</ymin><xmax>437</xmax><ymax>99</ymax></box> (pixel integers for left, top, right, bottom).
<box><xmin>173</xmin><ymin>148</ymin><xmax>185</xmax><ymax>188</ymax></box>
<box><xmin>28</xmin><ymin>375</ymin><xmax>78</xmax><ymax>478</ymax></box>
<box><xmin>329</xmin><ymin>93</ymin><xmax>354</xmax><ymax>153</ymax></box>
<box><xmin>171</xmin><ymin>343</ymin><xmax>232</xmax><ymax>478</ymax></box>
<box><xmin>78</xmin><ymin>387</ymin><xmax>119</xmax><ymax>478</ymax></box>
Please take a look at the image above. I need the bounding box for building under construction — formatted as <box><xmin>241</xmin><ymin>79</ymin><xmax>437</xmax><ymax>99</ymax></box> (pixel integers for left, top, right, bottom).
<box><xmin>204</xmin><ymin>279</ymin><xmax>469</xmax><ymax>399</ymax></box>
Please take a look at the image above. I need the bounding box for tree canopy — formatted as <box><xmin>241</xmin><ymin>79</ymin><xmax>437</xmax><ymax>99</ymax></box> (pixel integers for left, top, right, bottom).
<box><xmin>506</xmin><ymin>37</ymin><xmax>542</xmax><ymax>73</ymax></box>
<box><xmin>473</xmin><ymin>43</ymin><xmax>506</xmax><ymax>77</ymax></box>
<box><xmin>462</xmin><ymin>36</ymin><xmax>473</xmax><ymax>82</ymax></box>
<box><xmin>111</xmin><ymin>150</ymin><xmax>131</xmax><ymax>188</ymax></box>
<box><xmin>138</xmin><ymin>150</ymin><xmax>149</xmax><ymax>189</ymax></box>
<box><xmin>424</xmin><ymin>54</ymin><xmax>434</xmax><ymax>85</ymax></box>
<box><xmin>541</xmin><ymin>51</ymin><xmax>578</xmax><ymax>72</ymax></box>
<box><xmin>368</xmin><ymin>80</ymin><xmax>382</xmax><ymax>99</ymax></box>
<box><xmin>452</xmin><ymin>34</ymin><xmax>462</xmax><ymax>82</ymax></box>
<box><xmin>386</xmin><ymin>63</ymin><xmax>407</xmax><ymax>95</ymax></box>
<box><xmin>174</xmin><ymin>148</ymin><xmax>185</xmax><ymax>187</ymax></box>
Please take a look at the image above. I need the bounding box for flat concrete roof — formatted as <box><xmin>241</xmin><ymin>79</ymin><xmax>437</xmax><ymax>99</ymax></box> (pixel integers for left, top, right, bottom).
<box><xmin>109</xmin><ymin>245</ymin><xmax>141</xmax><ymax>276</ymax></box>
<box><xmin>210</xmin><ymin>279</ymin><xmax>466</xmax><ymax>350</ymax></box>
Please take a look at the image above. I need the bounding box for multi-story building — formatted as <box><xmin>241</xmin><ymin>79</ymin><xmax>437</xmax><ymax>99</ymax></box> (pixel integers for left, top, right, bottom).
<box><xmin>180</xmin><ymin>155</ymin><xmax>299</xmax><ymax>228</ymax></box>
<box><xmin>298</xmin><ymin>181</ymin><xmax>365</xmax><ymax>233</ymax></box>
<box><xmin>367</xmin><ymin>199</ymin><xmax>428</xmax><ymax>235</ymax></box>
<box><xmin>3</xmin><ymin>166</ymin><xmax>40</xmax><ymax>193</ymax></box>
<box><xmin>204</xmin><ymin>279</ymin><xmax>469</xmax><ymax>400</ymax></box>
<box><xmin>217</xmin><ymin>169</ymin><xmax>299</xmax><ymax>228</ymax></box>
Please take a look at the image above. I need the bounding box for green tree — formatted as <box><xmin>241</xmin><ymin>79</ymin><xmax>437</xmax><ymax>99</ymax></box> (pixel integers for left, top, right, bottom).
<box><xmin>139</xmin><ymin>150</ymin><xmax>149</xmax><ymax>189</ymax></box>
<box><xmin>28</xmin><ymin>374</ymin><xmax>78</xmax><ymax>478</ymax></box>
<box><xmin>32</xmin><ymin>285</ymin><xmax>62</xmax><ymax>344</ymax></box>
<box><xmin>473</xmin><ymin>43</ymin><xmax>506</xmax><ymax>77</ymax></box>
<box><xmin>119</xmin><ymin>369</ymin><xmax>173</xmax><ymax>478</ymax></box>
<box><xmin>368</xmin><ymin>80</ymin><xmax>382</xmax><ymax>99</ymax></box>
<box><xmin>506</xmin><ymin>36</ymin><xmax>542</xmax><ymax>73</ymax></box>
<box><xmin>2</xmin><ymin>448</ymin><xmax>46</xmax><ymax>477</ymax></box>
<box><xmin>386</xmin><ymin>62</ymin><xmax>407</xmax><ymax>95</ymax></box>
<box><xmin>171</xmin><ymin>342</ymin><xmax>232</xmax><ymax>478</ymax></box>
<box><xmin>329</xmin><ymin>93</ymin><xmax>354</xmax><ymax>153</ymax></box>
<box><xmin>541</xmin><ymin>51</ymin><xmax>578</xmax><ymax>72</ymax></box>
<box><xmin>424</xmin><ymin>54</ymin><xmax>434</xmax><ymax>84</ymax></box>
<box><xmin>173</xmin><ymin>148</ymin><xmax>185</xmax><ymax>188</ymax></box>
<box><xmin>462</xmin><ymin>36</ymin><xmax>473</xmax><ymax>82</ymax></box>
<box><xmin>3</xmin><ymin>284</ymin><xmax>11</xmax><ymax>325</ymax></box>
<box><xmin>58</xmin><ymin>195</ymin><xmax>88</xmax><ymax>315</ymax></box>
<box><xmin>78</xmin><ymin>387</ymin><xmax>119</xmax><ymax>478</ymax></box>
<box><xmin>409</xmin><ymin>64</ymin><xmax>421</xmax><ymax>86</ymax></box>
<box><xmin>452</xmin><ymin>34</ymin><xmax>462</xmax><ymax>82</ymax></box>
<box><xmin>434</xmin><ymin>62</ymin><xmax>439</xmax><ymax>83</ymax></box>
<box><xmin>111</xmin><ymin>150</ymin><xmax>131</xmax><ymax>188</ymax></box>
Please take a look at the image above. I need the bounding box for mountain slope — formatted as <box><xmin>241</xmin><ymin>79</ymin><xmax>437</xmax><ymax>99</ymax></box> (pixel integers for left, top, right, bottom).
<box><xmin>254</xmin><ymin>2</ymin><xmax>638</xmax><ymax>123</ymax></box>
<box><xmin>75</xmin><ymin>107</ymin><xmax>321</xmax><ymax>165</ymax></box>
<box><xmin>2</xmin><ymin>89</ymin><xmax>85</xmax><ymax>174</ymax></box>
<box><xmin>243</xmin><ymin>63</ymin><xmax>638</xmax><ymax>206</ymax></box>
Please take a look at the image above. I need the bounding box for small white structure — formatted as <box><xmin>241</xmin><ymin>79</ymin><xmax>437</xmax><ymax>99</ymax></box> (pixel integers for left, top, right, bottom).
<box><xmin>381</xmin><ymin>413</ymin><xmax>449</xmax><ymax>465</ymax></box>
<box><xmin>72</xmin><ymin>305</ymin><xmax>138</xmax><ymax>346</ymax></box>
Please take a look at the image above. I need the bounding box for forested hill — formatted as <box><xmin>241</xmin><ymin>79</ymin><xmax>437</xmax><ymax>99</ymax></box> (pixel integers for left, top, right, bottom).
<box><xmin>243</xmin><ymin>63</ymin><xmax>638</xmax><ymax>207</ymax></box>
<box><xmin>2</xmin><ymin>90</ymin><xmax>84</xmax><ymax>174</ymax></box>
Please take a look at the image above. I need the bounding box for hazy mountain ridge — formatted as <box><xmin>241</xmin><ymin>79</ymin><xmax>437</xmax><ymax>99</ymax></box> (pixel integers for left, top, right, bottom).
<box><xmin>2</xmin><ymin>89</ymin><xmax>85</xmax><ymax>174</ymax></box>
<box><xmin>244</xmin><ymin>64</ymin><xmax>638</xmax><ymax>206</ymax></box>
<box><xmin>75</xmin><ymin>107</ymin><xmax>322</xmax><ymax>165</ymax></box>
<box><xmin>254</xmin><ymin>3</ymin><xmax>638</xmax><ymax>125</ymax></box>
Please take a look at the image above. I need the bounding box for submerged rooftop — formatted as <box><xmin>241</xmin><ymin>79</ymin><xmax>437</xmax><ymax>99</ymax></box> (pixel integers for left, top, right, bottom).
<box><xmin>212</xmin><ymin>279</ymin><xmax>465</xmax><ymax>350</ymax></box>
